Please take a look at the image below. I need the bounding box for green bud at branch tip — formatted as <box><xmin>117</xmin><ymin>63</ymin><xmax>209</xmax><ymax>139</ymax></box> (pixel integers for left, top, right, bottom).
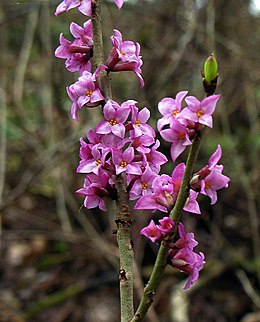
<box><xmin>203</xmin><ymin>53</ymin><xmax>218</xmax><ymax>83</ymax></box>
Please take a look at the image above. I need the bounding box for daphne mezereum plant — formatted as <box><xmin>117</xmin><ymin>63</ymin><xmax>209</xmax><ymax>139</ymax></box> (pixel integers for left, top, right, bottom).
<box><xmin>54</xmin><ymin>1</ymin><xmax>230</xmax><ymax>321</ymax></box>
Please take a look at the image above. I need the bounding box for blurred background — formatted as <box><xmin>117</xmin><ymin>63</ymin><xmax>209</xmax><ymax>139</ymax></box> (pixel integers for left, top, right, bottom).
<box><xmin>0</xmin><ymin>0</ymin><xmax>260</xmax><ymax>321</ymax></box>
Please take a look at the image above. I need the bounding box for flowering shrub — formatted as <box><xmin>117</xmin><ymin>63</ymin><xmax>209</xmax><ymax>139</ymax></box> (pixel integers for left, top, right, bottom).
<box><xmin>55</xmin><ymin>0</ymin><xmax>230</xmax><ymax>320</ymax></box>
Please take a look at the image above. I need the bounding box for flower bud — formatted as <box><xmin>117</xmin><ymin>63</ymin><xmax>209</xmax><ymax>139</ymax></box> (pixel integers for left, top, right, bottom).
<box><xmin>203</xmin><ymin>53</ymin><xmax>218</xmax><ymax>83</ymax></box>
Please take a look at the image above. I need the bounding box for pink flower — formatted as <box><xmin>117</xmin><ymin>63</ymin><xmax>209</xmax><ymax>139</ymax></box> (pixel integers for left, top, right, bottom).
<box><xmin>158</xmin><ymin>217</ymin><xmax>175</xmax><ymax>234</ymax></box>
<box><xmin>130</xmin><ymin>105</ymin><xmax>155</xmax><ymax>138</ymax></box>
<box><xmin>190</xmin><ymin>145</ymin><xmax>230</xmax><ymax>205</ymax></box>
<box><xmin>106</xmin><ymin>30</ymin><xmax>144</xmax><ymax>87</ymax></box>
<box><xmin>179</xmin><ymin>94</ymin><xmax>221</xmax><ymax>128</ymax></box>
<box><xmin>76</xmin><ymin>171</ymin><xmax>112</xmax><ymax>211</ymax></box>
<box><xmin>135</xmin><ymin>174</ymin><xmax>174</xmax><ymax>213</ymax></box>
<box><xmin>140</xmin><ymin>217</ymin><xmax>175</xmax><ymax>242</ymax></box>
<box><xmin>55</xmin><ymin>21</ymin><xmax>93</xmax><ymax>74</ymax></box>
<box><xmin>183</xmin><ymin>190</ymin><xmax>201</xmax><ymax>214</ymax></box>
<box><xmin>160</xmin><ymin>118</ymin><xmax>192</xmax><ymax>162</ymax></box>
<box><xmin>170</xmin><ymin>248</ymin><xmax>205</xmax><ymax>290</ymax></box>
<box><xmin>140</xmin><ymin>220</ymin><xmax>162</xmax><ymax>243</ymax></box>
<box><xmin>201</xmin><ymin>165</ymin><xmax>230</xmax><ymax>204</ymax></box>
<box><xmin>175</xmin><ymin>223</ymin><xmax>198</xmax><ymax>250</ymax></box>
<box><xmin>77</xmin><ymin>141</ymin><xmax>110</xmax><ymax>175</ymax></box>
<box><xmin>114</xmin><ymin>0</ymin><xmax>124</xmax><ymax>9</ymax></box>
<box><xmin>96</xmin><ymin>100</ymin><xmax>131</xmax><ymax>138</ymax></box>
<box><xmin>67</xmin><ymin>69</ymin><xmax>105</xmax><ymax>120</ymax></box>
<box><xmin>112</xmin><ymin>147</ymin><xmax>142</xmax><ymax>176</ymax></box>
<box><xmin>55</xmin><ymin>0</ymin><xmax>92</xmax><ymax>17</ymax></box>
<box><xmin>157</xmin><ymin>91</ymin><xmax>188</xmax><ymax>131</ymax></box>
<box><xmin>168</xmin><ymin>223</ymin><xmax>206</xmax><ymax>290</ymax></box>
<box><xmin>143</xmin><ymin>140</ymin><xmax>168</xmax><ymax>173</ymax></box>
<box><xmin>129</xmin><ymin>165</ymin><xmax>158</xmax><ymax>200</ymax></box>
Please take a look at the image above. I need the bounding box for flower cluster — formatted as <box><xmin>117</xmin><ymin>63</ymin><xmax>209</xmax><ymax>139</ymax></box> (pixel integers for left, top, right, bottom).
<box><xmin>55</xmin><ymin>21</ymin><xmax>93</xmax><ymax>75</ymax></box>
<box><xmin>158</xmin><ymin>92</ymin><xmax>220</xmax><ymax>161</ymax></box>
<box><xmin>168</xmin><ymin>223</ymin><xmax>205</xmax><ymax>290</ymax></box>
<box><xmin>190</xmin><ymin>145</ymin><xmax>230</xmax><ymax>204</ymax></box>
<box><xmin>141</xmin><ymin>218</ymin><xmax>205</xmax><ymax>290</ymax></box>
<box><xmin>140</xmin><ymin>217</ymin><xmax>175</xmax><ymax>242</ymax></box>
<box><xmin>134</xmin><ymin>136</ymin><xmax>229</xmax><ymax>215</ymax></box>
<box><xmin>55</xmin><ymin>23</ymin><xmax>144</xmax><ymax>118</ymax></box>
<box><xmin>76</xmin><ymin>99</ymin><xmax>167</xmax><ymax>210</ymax></box>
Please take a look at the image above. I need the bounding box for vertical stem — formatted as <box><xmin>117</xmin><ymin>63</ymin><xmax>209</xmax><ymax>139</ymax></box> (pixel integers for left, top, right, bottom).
<box><xmin>91</xmin><ymin>0</ymin><xmax>112</xmax><ymax>100</ymax></box>
<box><xmin>91</xmin><ymin>1</ymin><xmax>134</xmax><ymax>320</ymax></box>
<box><xmin>115</xmin><ymin>174</ymin><xmax>134</xmax><ymax>322</ymax></box>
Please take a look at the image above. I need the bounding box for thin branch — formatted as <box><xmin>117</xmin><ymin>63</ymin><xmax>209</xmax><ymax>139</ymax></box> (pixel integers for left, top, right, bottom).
<box><xmin>13</xmin><ymin>5</ymin><xmax>39</xmax><ymax>107</ymax></box>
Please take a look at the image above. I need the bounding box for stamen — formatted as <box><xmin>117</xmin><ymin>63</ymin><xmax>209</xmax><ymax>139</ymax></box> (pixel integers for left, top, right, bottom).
<box><xmin>119</xmin><ymin>50</ymin><xmax>125</xmax><ymax>56</ymax></box>
<box><xmin>95</xmin><ymin>159</ymin><xmax>102</xmax><ymax>166</ymax></box>
<box><xmin>120</xmin><ymin>161</ymin><xmax>128</xmax><ymax>167</ymax></box>
<box><xmin>109</xmin><ymin>118</ymin><xmax>117</xmax><ymax>126</ymax></box>
<box><xmin>178</xmin><ymin>133</ymin><xmax>185</xmax><ymax>140</ymax></box>
<box><xmin>205</xmin><ymin>181</ymin><xmax>211</xmax><ymax>189</ymax></box>
<box><xmin>86</xmin><ymin>90</ymin><xmax>93</xmax><ymax>97</ymax></box>
<box><xmin>141</xmin><ymin>182</ymin><xmax>148</xmax><ymax>190</ymax></box>
<box><xmin>197</xmin><ymin>109</ymin><xmax>204</xmax><ymax>118</ymax></box>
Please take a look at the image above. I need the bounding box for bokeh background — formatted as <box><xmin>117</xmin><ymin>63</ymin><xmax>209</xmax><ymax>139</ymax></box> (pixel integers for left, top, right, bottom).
<box><xmin>0</xmin><ymin>0</ymin><xmax>260</xmax><ymax>321</ymax></box>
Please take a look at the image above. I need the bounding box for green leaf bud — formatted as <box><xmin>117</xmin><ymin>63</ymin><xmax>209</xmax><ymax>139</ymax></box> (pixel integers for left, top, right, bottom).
<box><xmin>203</xmin><ymin>53</ymin><xmax>218</xmax><ymax>83</ymax></box>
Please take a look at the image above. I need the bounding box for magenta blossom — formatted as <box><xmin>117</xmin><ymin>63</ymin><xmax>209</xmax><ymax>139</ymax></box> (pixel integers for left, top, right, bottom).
<box><xmin>200</xmin><ymin>165</ymin><xmax>230</xmax><ymax>204</ymax></box>
<box><xmin>140</xmin><ymin>217</ymin><xmax>175</xmax><ymax>242</ymax></box>
<box><xmin>190</xmin><ymin>145</ymin><xmax>230</xmax><ymax>205</ymax></box>
<box><xmin>130</xmin><ymin>105</ymin><xmax>155</xmax><ymax>138</ymax></box>
<box><xmin>106</xmin><ymin>30</ymin><xmax>144</xmax><ymax>87</ymax></box>
<box><xmin>55</xmin><ymin>0</ymin><xmax>124</xmax><ymax>15</ymax></box>
<box><xmin>143</xmin><ymin>140</ymin><xmax>168</xmax><ymax>173</ymax></box>
<box><xmin>160</xmin><ymin>118</ymin><xmax>192</xmax><ymax>162</ymax></box>
<box><xmin>168</xmin><ymin>223</ymin><xmax>206</xmax><ymax>290</ymax></box>
<box><xmin>77</xmin><ymin>141</ymin><xmax>110</xmax><ymax>175</ymax></box>
<box><xmin>135</xmin><ymin>174</ymin><xmax>174</xmax><ymax>213</ymax></box>
<box><xmin>112</xmin><ymin>147</ymin><xmax>142</xmax><ymax>176</ymax></box>
<box><xmin>55</xmin><ymin>21</ymin><xmax>93</xmax><ymax>74</ymax></box>
<box><xmin>76</xmin><ymin>171</ymin><xmax>112</xmax><ymax>211</ymax></box>
<box><xmin>129</xmin><ymin>165</ymin><xmax>158</xmax><ymax>200</ymax></box>
<box><xmin>175</xmin><ymin>223</ymin><xmax>198</xmax><ymax>250</ymax></box>
<box><xmin>67</xmin><ymin>69</ymin><xmax>105</xmax><ymax>120</ymax></box>
<box><xmin>158</xmin><ymin>217</ymin><xmax>175</xmax><ymax>234</ymax></box>
<box><xmin>55</xmin><ymin>0</ymin><xmax>92</xmax><ymax>16</ymax></box>
<box><xmin>114</xmin><ymin>0</ymin><xmax>124</xmax><ymax>9</ymax></box>
<box><xmin>169</xmin><ymin>248</ymin><xmax>205</xmax><ymax>290</ymax></box>
<box><xmin>135</xmin><ymin>164</ymin><xmax>185</xmax><ymax>212</ymax></box>
<box><xmin>157</xmin><ymin>91</ymin><xmax>188</xmax><ymax>131</ymax></box>
<box><xmin>96</xmin><ymin>99</ymin><xmax>131</xmax><ymax>138</ymax></box>
<box><xmin>183</xmin><ymin>190</ymin><xmax>201</xmax><ymax>214</ymax></box>
<box><xmin>140</xmin><ymin>220</ymin><xmax>162</xmax><ymax>243</ymax></box>
<box><xmin>179</xmin><ymin>94</ymin><xmax>221</xmax><ymax>128</ymax></box>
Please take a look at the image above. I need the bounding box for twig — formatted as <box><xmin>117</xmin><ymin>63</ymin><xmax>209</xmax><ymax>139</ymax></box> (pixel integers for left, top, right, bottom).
<box><xmin>21</xmin><ymin>283</ymin><xmax>86</xmax><ymax>321</ymax></box>
<box><xmin>236</xmin><ymin>269</ymin><xmax>260</xmax><ymax>309</ymax></box>
<box><xmin>13</xmin><ymin>5</ymin><xmax>39</xmax><ymax>107</ymax></box>
<box><xmin>0</xmin><ymin>9</ymin><xmax>8</xmax><ymax>247</ymax></box>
